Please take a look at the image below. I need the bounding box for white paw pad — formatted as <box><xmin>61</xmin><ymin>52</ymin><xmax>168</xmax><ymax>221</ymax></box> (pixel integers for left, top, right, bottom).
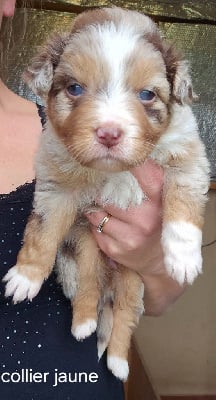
<box><xmin>3</xmin><ymin>266</ymin><xmax>43</xmax><ymax>303</ymax></box>
<box><xmin>107</xmin><ymin>355</ymin><xmax>129</xmax><ymax>381</ymax></box>
<box><xmin>162</xmin><ymin>221</ymin><xmax>203</xmax><ymax>285</ymax></box>
<box><xmin>72</xmin><ymin>319</ymin><xmax>97</xmax><ymax>341</ymax></box>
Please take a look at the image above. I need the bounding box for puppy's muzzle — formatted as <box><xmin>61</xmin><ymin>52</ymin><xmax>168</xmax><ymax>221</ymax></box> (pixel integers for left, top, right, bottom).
<box><xmin>96</xmin><ymin>124</ymin><xmax>123</xmax><ymax>148</ymax></box>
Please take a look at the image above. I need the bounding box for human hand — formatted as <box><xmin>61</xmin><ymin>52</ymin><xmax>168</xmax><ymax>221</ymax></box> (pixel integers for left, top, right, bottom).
<box><xmin>85</xmin><ymin>159</ymin><xmax>163</xmax><ymax>277</ymax></box>
<box><xmin>86</xmin><ymin>160</ymin><xmax>186</xmax><ymax>315</ymax></box>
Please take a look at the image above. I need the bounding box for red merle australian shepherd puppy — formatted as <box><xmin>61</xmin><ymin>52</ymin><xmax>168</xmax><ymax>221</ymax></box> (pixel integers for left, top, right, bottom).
<box><xmin>3</xmin><ymin>7</ymin><xmax>209</xmax><ymax>381</ymax></box>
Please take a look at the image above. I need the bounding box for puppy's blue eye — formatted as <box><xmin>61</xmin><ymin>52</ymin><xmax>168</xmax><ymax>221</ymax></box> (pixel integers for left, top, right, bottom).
<box><xmin>139</xmin><ymin>90</ymin><xmax>155</xmax><ymax>102</ymax></box>
<box><xmin>67</xmin><ymin>84</ymin><xmax>84</xmax><ymax>96</ymax></box>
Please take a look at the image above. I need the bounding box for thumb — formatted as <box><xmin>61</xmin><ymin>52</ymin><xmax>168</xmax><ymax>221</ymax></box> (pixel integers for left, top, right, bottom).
<box><xmin>131</xmin><ymin>160</ymin><xmax>164</xmax><ymax>202</ymax></box>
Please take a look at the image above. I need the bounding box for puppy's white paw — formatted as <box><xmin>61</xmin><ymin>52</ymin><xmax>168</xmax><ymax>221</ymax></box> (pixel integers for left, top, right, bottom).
<box><xmin>162</xmin><ymin>221</ymin><xmax>203</xmax><ymax>285</ymax></box>
<box><xmin>72</xmin><ymin>319</ymin><xmax>97</xmax><ymax>341</ymax></box>
<box><xmin>3</xmin><ymin>266</ymin><xmax>43</xmax><ymax>303</ymax></box>
<box><xmin>107</xmin><ymin>355</ymin><xmax>129</xmax><ymax>381</ymax></box>
<box><xmin>101</xmin><ymin>172</ymin><xmax>145</xmax><ymax>209</ymax></box>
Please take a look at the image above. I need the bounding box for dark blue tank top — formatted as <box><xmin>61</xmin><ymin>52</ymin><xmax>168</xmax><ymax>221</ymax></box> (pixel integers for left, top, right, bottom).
<box><xmin>0</xmin><ymin>105</ymin><xmax>124</xmax><ymax>400</ymax></box>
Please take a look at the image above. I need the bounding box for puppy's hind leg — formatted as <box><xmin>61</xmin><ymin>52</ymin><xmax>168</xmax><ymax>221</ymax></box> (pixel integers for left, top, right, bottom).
<box><xmin>107</xmin><ymin>266</ymin><xmax>144</xmax><ymax>381</ymax></box>
<box><xmin>71</xmin><ymin>231</ymin><xmax>102</xmax><ymax>341</ymax></box>
<box><xmin>56</xmin><ymin>241</ymin><xmax>78</xmax><ymax>300</ymax></box>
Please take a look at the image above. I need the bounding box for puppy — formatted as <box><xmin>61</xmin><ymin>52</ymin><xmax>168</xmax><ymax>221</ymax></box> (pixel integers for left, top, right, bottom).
<box><xmin>3</xmin><ymin>7</ymin><xmax>210</xmax><ymax>381</ymax></box>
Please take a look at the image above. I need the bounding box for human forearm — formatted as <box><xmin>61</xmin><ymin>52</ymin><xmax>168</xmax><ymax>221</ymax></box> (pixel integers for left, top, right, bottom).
<box><xmin>142</xmin><ymin>262</ymin><xmax>186</xmax><ymax>316</ymax></box>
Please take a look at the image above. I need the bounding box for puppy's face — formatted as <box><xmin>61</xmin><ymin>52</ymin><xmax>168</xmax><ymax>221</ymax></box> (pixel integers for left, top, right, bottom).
<box><xmin>25</xmin><ymin>8</ymin><xmax>194</xmax><ymax>172</ymax></box>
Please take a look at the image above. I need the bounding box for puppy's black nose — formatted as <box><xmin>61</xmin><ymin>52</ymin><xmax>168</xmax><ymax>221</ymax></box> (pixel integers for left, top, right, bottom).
<box><xmin>96</xmin><ymin>124</ymin><xmax>123</xmax><ymax>148</ymax></box>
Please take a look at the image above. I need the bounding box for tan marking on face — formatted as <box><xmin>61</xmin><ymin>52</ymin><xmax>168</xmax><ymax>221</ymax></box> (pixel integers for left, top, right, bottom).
<box><xmin>126</xmin><ymin>53</ymin><xmax>164</xmax><ymax>88</ymax></box>
<box><xmin>58</xmin><ymin>51</ymin><xmax>110</xmax><ymax>92</ymax></box>
<box><xmin>48</xmin><ymin>90</ymin><xmax>169</xmax><ymax>172</ymax></box>
<box><xmin>125</xmin><ymin>44</ymin><xmax>170</xmax><ymax>101</ymax></box>
<box><xmin>145</xmin><ymin>31</ymin><xmax>181</xmax><ymax>92</ymax></box>
<box><xmin>122</xmin><ymin>98</ymin><xmax>169</xmax><ymax>162</ymax></box>
<box><xmin>125</xmin><ymin>52</ymin><xmax>170</xmax><ymax>127</ymax></box>
<box><xmin>48</xmin><ymin>95</ymin><xmax>98</xmax><ymax>161</ymax></box>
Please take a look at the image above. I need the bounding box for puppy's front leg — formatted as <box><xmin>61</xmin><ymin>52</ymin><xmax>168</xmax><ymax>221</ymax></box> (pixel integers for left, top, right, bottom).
<box><xmin>71</xmin><ymin>231</ymin><xmax>103</xmax><ymax>341</ymax></box>
<box><xmin>3</xmin><ymin>192</ymin><xmax>76</xmax><ymax>303</ymax></box>
<box><xmin>107</xmin><ymin>266</ymin><xmax>144</xmax><ymax>381</ymax></box>
<box><xmin>161</xmin><ymin>152</ymin><xmax>209</xmax><ymax>285</ymax></box>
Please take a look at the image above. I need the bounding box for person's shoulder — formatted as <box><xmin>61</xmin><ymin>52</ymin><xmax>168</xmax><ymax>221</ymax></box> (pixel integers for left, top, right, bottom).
<box><xmin>13</xmin><ymin>92</ymin><xmax>38</xmax><ymax>117</ymax></box>
<box><xmin>16</xmin><ymin>96</ymin><xmax>46</xmax><ymax>129</ymax></box>
<box><xmin>13</xmin><ymin>94</ymin><xmax>42</xmax><ymax>136</ymax></box>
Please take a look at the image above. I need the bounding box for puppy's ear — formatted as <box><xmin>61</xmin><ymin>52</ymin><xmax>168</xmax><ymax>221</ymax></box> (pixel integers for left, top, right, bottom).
<box><xmin>23</xmin><ymin>33</ymin><xmax>69</xmax><ymax>99</ymax></box>
<box><xmin>146</xmin><ymin>31</ymin><xmax>197</xmax><ymax>104</ymax></box>
<box><xmin>171</xmin><ymin>59</ymin><xmax>197</xmax><ymax>104</ymax></box>
<box><xmin>163</xmin><ymin>44</ymin><xmax>197</xmax><ymax>104</ymax></box>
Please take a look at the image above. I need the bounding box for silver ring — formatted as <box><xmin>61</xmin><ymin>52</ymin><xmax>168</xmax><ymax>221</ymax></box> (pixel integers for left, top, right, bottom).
<box><xmin>96</xmin><ymin>214</ymin><xmax>112</xmax><ymax>233</ymax></box>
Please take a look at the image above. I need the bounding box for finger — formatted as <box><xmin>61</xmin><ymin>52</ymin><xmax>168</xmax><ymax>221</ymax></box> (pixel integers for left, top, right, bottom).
<box><xmin>131</xmin><ymin>159</ymin><xmax>164</xmax><ymax>202</ymax></box>
<box><xmin>85</xmin><ymin>210</ymin><xmax>129</xmax><ymax>240</ymax></box>
<box><xmin>3</xmin><ymin>0</ymin><xmax>16</xmax><ymax>17</ymax></box>
<box><xmin>90</xmin><ymin>227</ymin><xmax>122</xmax><ymax>262</ymax></box>
<box><xmin>96</xmin><ymin>198</ymin><xmax>155</xmax><ymax>226</ymax></box>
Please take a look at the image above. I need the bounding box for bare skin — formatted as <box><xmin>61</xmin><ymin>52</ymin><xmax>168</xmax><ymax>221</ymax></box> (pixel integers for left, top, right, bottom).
<box><xmin>0</xmin><ymin>80</ymin><xmax>41</xmax><ymax>194</ymax></box>
<box><xmin>0</xmin><ymin>0</ymin><xmax>16</xmax><ymax>24</ymax></box>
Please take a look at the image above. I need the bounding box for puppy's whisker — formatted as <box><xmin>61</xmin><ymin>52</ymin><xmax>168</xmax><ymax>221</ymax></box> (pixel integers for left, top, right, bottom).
<box><xmin>66</xmin><ymin>145</ymin><xmax>95</xmax><ymax>161</ymax></box>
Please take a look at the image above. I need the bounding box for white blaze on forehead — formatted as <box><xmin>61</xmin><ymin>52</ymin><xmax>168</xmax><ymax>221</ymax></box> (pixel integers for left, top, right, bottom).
<box><xmin>95</xmin><ymin>90</ymin><xmax>140</xmax><ymax>147</ymax></box>
<box><xmin>93</xmin><ymin>22</ymin><xmax>165</xmax><ymax>92</ymax></box>
<box><xmin>64</xmin><ymin>22</ymin><xmax>139</xmax><ymax>95</ymax></box>
<box><xmin>88</xmin><ymin>23</ymin><xmax>165</xmax><ymax>127</ymax></box>
<box><xmin>95</xmin><ymin>23</ymin><xmax>139</xmax><ymax>90</ymax></box>
<box><xmin>96</xmin><ymin>89</ymin><xmax>135</xmax><ymax>126</ymax></box>
<box><xmin>89</xmin><ymin>23</ymin><xmax>137</xmax><ymax>128</ymax></box>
